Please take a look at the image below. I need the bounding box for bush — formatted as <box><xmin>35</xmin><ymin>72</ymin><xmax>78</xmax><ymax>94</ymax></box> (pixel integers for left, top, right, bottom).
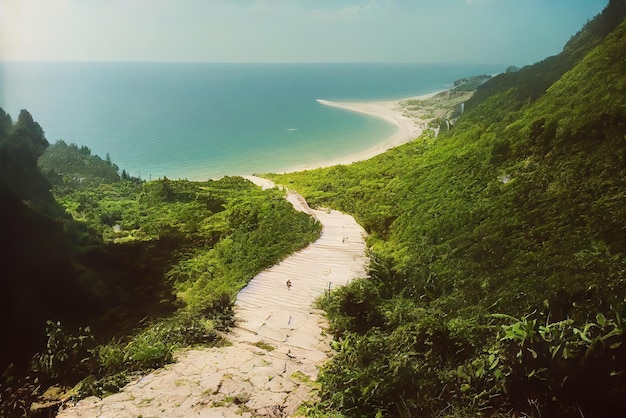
<box><xmin>30</xmin><ymin>321</ymin><xmax>97</xmax><ymax>386</ymax></box>
<box><xmin>124</xmin><ymin>331</ymin><xmax>173</xmax><ymax>370</ymax></box>
<box><xmin>493</xmin><ymin>311</ymin><xmax>626</xmax><ymax>416</ymax></box>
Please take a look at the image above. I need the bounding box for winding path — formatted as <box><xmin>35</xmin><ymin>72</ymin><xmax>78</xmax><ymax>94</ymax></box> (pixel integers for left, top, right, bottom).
<box><xmin>58</xmin><ymin>177</ymin><xmax>368</xmax><ymax>418</ymax></box>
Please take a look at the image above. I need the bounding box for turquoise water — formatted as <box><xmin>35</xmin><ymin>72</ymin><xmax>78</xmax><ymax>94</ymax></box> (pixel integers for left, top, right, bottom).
<box><xmin>0</xmin><ymin>62</ymin><xmax>503</xmax><ymax>179</ymax></box>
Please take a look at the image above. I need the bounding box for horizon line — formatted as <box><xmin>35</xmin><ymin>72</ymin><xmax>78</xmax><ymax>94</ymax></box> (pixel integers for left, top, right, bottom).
<box><xmin>0</xmin><ymin>59</ymin><xmax>511</xmax><ymax>66</ymax></box>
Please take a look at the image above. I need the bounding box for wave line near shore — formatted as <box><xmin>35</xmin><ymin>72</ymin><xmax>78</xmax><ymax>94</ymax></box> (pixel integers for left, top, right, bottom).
<box><xmin>275</xmin><ymin>90</ymin><xmax>442</xmax><ymax>174</ymax></box>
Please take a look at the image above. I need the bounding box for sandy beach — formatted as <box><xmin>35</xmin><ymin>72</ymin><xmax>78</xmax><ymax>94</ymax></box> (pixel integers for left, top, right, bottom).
<box><xmin>274</xmin><ymin>90</ymin><xmax>444</xmax><ymax>173</ymax></box>
<box><xmin>180</xmin><ymin>89</ymin><xmax>447</xmax><ymax>181</ymax></box>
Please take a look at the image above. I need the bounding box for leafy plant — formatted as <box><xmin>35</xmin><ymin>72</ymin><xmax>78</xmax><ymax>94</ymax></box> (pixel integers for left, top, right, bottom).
<box><xmin>30</xmin><ymin>321</ymin><xmax>97</xmax><ymax>385</ymax></box>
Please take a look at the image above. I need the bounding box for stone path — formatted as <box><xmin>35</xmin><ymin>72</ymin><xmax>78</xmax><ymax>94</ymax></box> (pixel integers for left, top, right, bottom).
<box><xmin>58</xmin><ymin>177</ymin><xmax>368</xmax><ymax>417</ymax></box>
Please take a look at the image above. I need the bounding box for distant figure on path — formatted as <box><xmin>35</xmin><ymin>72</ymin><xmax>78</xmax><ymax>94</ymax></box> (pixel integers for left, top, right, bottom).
<box><xmin>286</xmin><ymin>279</ymin><xmax>292</xmax><ymax>290</ymax></box>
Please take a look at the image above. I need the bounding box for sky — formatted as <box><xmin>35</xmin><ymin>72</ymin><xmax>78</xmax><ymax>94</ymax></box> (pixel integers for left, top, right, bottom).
<box><xmin>0</xmin><ymin>0</ymin><xmax>609</xmax><ymax>65</ymax></box>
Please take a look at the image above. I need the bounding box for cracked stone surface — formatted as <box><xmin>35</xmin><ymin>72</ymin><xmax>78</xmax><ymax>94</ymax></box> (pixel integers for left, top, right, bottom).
<box><xmin>58</xmin><ymin>177</ymin><xmax>368</xmax><ymax>418</ymax></box>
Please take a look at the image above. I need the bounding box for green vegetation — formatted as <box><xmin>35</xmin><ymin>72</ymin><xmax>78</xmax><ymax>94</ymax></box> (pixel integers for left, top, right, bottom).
<box><xmin>1</xmin><ymin>109</ymin><xmax>90</xmax><ymax>375</ymax></box>
<box><xmin>1</xmin><ymin>115</ymin><xmax>320</xmax><ymax>414</ymax></box>
<box><xmin>53</xmin><ymin>175</ymin><xmax>320</xmax><ymax>318</ymax></box>
<box><xmin>38</xmin><ymin>140</ymin><xmax>123</xmax><ymax>187</ymax></box>
<box><xmin>252</xmin><ymin>341</ymin><xmax>275</xmax><ymax>351</ymax></box>
<box><xmin>400</xmin><ymin>88</ymin><xmax>473</xmax><ymax>132</ymax></box>
<box><xmin>452</xmin><ymin>74</ymin><xmax>492</xmax><ymax>91</ymax></box>
<box><xmin>267</xmin><ymin>2</ymin><xmax>626</xmax><ymax>416</ymax></box>
<box><xmin>2</xmin><ymin>2</ymin><xmax>625</xmax><ymax>416</ymax></box>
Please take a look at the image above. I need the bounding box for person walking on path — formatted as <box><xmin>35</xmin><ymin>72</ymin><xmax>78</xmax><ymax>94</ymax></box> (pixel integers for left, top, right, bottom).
<box><xmin>286</xmin><ymin>278</ymin><xmax>292</xmax><ymax>290</ymax></box>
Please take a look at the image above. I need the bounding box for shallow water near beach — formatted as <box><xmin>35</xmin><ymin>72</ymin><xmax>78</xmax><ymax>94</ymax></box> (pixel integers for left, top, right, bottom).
<box><xmin>0</xmin><ymin>62</ymin><xmax>502</xmax><ymax>179</ymax></box>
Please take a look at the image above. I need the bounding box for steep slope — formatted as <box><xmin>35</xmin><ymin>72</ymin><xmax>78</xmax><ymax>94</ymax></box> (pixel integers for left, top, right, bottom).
<box><xmin>268</xmin><ymin>3</ymin><xmax>626</xmax><ymax>416</ymax></box>
<box><xmin>466</xmin><ymin>0</ymin><xmax>626</xmax><ymax>112</ymax></box>
<box><xmin>0</xmin><ymin>109</ymin><xmax>95</xmax><ymax>371</ymax></box>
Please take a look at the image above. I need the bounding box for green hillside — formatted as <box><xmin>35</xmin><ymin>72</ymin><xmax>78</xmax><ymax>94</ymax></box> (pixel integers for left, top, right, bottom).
<box><xmin>269</xmin><ymin>2</ymin><xmax>626</xmax><ymax>416</ymax></box>
<box><xmin>0</xmin><ymin>114</ymin><xmax>320</xmax><ymax>415</ymax></box>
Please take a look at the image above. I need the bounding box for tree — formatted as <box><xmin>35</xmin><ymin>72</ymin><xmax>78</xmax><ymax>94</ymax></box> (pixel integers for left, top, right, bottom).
<box><xmin>15</xmin><ymin>109</ymin><xmax>48</xmax><ymax>157</ymax></box>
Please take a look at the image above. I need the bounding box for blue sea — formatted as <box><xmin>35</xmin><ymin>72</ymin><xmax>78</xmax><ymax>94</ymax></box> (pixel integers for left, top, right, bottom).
<box><xmin>0</xmin><ymin>62</ymin><xmax>503</xmax><ymax>179</ymax></box>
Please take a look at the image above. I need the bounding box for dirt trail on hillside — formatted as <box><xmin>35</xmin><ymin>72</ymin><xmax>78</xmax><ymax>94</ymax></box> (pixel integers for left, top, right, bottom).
<box><xmin>58</xmin><ymin>177</ymin><xmax>368</xmax><ymax>418</ymax></box>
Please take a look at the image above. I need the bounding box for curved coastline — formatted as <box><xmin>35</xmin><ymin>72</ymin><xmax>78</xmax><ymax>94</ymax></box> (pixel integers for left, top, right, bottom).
<box><xmin>181</xmin><ymin>89</ymin><xmax>445</xmax><ymax>181</ymax></box>
<box><xmin>270</xmin><ymin>90</ymin><xmax>444</xmax><ymax>174</ymax></box>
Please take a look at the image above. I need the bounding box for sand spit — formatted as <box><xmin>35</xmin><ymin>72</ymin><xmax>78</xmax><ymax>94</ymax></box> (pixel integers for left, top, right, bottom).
<box><xmin>58</xmin><ymin>176</ymin><xmax>368</xmax><ymax>418</ymax></box>
<box><xmin>276</xmin><ymin>91</ymin><xmax>441</xmax><ymax>173</ymax></box>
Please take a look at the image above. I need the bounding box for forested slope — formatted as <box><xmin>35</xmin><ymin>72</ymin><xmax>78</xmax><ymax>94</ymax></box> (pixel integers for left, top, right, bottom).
<box><xmin>0</xmin><ymin>109</ymin><xmax>94</xmax><ymax>372</ymax></box>
<box><xmin>269</xmin><ymin>2</ymin><xmax>626</xmax><ymax>416</ymax></box>
<box><xmin>1</xmin><ymin>110</ymin><xmax>321</xmax><ymax>416</ymax></box>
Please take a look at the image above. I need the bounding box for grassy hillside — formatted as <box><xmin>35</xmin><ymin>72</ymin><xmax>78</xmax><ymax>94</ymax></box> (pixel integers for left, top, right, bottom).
<box><xmin>269</xmin><ymin>3</ymin><xmax>626</xmax><ymax>417</ymax></box>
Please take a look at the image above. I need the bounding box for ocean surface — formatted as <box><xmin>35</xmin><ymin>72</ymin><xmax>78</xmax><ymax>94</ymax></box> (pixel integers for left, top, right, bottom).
<box><xmin>0</xmin><ymin>62</ymin><xmax>503</xmax><ymax>179</ymax></box>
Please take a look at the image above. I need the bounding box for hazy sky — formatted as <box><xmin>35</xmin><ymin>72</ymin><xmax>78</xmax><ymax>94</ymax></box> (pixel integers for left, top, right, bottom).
<box><xmin>1</xmin><ymin>0</ymin><xmax>608</xmax><ymax>65</ymax></box>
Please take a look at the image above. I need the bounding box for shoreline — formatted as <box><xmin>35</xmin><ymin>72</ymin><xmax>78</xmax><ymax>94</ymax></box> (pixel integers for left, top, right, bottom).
<box><xmin>181</xmin><ymin>89</ymin><xmax>446</xmax><ymax>181</ymax></box>
<box><xmin>262</xmin><ymin>90</ymin><xmax>445</xmax><ymax>175</ymax></box>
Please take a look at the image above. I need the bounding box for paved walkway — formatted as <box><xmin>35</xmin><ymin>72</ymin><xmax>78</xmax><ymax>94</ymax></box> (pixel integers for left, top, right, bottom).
<box><xmin>58</xmin><ymin>177</ymin><xmax>368</xmax><ymax>417</ymax></box>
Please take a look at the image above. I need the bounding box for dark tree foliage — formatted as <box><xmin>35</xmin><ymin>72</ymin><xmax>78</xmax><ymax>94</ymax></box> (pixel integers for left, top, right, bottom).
<box><xmin>0</xmin><ymin>108</ymin><xmax>12</xmax><ymax>137</ymax></box>
<box><xmin>0</xmin><ymin>110</ymin><xmax>94</xmax><ymax>373</ymax></box>
<box><xmin>0</xmin><ymin>109</ymin><xmax>61</xmax><ymax>217</ymax></box>
<box><xmin>38</xmin><ymin>140</ymin><xmax>123</xmax><ymax>188</ymax></box>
